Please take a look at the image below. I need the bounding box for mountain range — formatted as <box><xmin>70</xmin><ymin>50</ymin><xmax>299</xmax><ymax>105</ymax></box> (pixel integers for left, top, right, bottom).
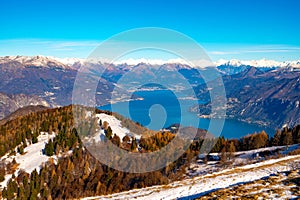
<box><xmin>0</xmin><ymin>55</ymin><xmax>299</xmax><ymax>128</ymax></box>
<box><xmin>191</xmin><ymin>66</ymin><xmax>300</xmax><ymax>128</ymax></box>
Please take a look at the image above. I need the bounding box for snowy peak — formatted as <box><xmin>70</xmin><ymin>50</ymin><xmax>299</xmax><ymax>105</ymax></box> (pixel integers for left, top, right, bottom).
<box><xmin>55</xmin><ymin>57</ymin><xmax>85</xmax><ymax>66</ymax></box>
<box><xmin>0</xmin><ymin>55</ymin><xmax>74</xmax><ymax>69</ymax></box>
<box><xmin>1</xmin><ymin>56</ymin><xmax>300</xmax><ymax>70</ymax></box>
<box><xmin>215</xmin><ymin>58</ymin><xmax>300</xmax><ymax>68</ymax></box>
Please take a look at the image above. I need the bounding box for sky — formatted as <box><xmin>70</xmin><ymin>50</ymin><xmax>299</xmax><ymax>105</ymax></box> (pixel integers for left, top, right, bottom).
<box><xmin>0</xmin><ymin>0</ymin><xmax>299</xmax><ymax>61</ymax></box>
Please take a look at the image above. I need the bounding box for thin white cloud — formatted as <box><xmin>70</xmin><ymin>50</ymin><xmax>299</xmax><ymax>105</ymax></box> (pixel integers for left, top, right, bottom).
<box><xmin>52</xmin><ymin>41</ymin><xmax>100</xmax><ymax>48</ymax></box>
<box><xmin>0</xmin><ymin>39</ymin><xmax>299</xmax><ymax>61</ymax></box>
<box><xmin>209</xmin><ymin>45</ymin><xmax>300</xmax><ymax>55</ymax></box>
<box><xmin>209</xmin><ymin>51</ymin><xmax>240</xmax><ymax>55</ymax></box>
<box><xmin>207</xmin><ymin>44</ymin><xmax>300</xmax><ymax>61</ymax></box>
<box><xmin>0</xmin><ymin>39</ymin><xmax>101</xmax><ymax>58</ymax></box>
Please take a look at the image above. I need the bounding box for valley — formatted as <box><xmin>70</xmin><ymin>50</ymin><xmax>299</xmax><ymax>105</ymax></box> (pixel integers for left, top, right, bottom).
<box><xmin>0</xmin><ymin>105</ymin><xmax>299</xmax><ymax>199</ymax></box>
<box><xmin>0</xmin><ymin>56</ymin><xmax>299</xmax><ymax>199</ymax></box>
<box><xmin>0</xmin><ymin>56</ymin><xmax>299</xmax><ymax>136</ymax></box>
<box><xmin>1</xmin><ymin>1</ymin><xmax>299</xmax><ymax>199</ymax></box>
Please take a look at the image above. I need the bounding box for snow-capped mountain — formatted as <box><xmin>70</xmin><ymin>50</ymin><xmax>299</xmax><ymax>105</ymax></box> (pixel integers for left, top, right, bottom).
<box><xmin>1</xmin><ymin>55</ymin><xmax>300</xmax><ymax>69</ymax></box>
<box><xmin>215</xmin><ymin>58</ymin><xmax>300</xmax><ymax>68</ymax></box>
<box><xmin>54</xmin><ymin>57</ymin><xmax>85</xmax><ymax>66</ymax></box>
<box><xmin>0</xmin><ymin>55</ymin><xmax>72</xmax><ymax>69</ymax></box>
<box><xmin>0</xmin><ymin>55</ymin><xmax>299</xmax><ymax>127</ymax></box>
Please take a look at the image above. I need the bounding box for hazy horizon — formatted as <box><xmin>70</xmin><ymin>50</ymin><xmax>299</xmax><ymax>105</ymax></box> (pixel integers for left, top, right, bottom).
<box><xmin>1</xmin><ymin>0</ymin><xmax>300</xmax><ymax>61</ymax></box>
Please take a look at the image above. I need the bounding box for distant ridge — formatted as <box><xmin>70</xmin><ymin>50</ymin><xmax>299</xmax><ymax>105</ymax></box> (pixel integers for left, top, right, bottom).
<box><xmin>0</xmin><ymin>55</ymin><xmax>73</xmax><ymax>69</ymax></box>
<box><xmin>1</xmin><ymin>55</ymin><xmax>300</xmax><ymax>69</ymax></box>
<box><xmin>0</xmin><ymin>105</ymin><xmax>49</xmax><ymax>125</ymax></box>
<box><xmin>215</xmin><ymin>58</ymin><xmax>300</xmax><ymax>69</ymax></box>
<box><xmin>0</xmin><ymin>55</ymin><xmax>299</xmax><ymax>127</ymax></box>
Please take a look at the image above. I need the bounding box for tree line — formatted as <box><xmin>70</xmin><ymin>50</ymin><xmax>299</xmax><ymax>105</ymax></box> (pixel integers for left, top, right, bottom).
<box><xmin>0</xmin><ymin>105</ymin><xmax>299</xmax><ymax>199</ymax></box>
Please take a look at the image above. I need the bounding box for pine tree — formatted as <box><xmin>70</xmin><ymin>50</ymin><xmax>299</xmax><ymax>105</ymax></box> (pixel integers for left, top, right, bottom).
<box><xmin>7</xmin><ymin>179</ymin><xmax>17</xmax><ymax>199</ymax></box>
<box><xmin>131</xmin><ymin>137</ymin><xmax>138</xmax><ymax>151</ymax></box>
<box><xmin>25</xmin><ymin>128</ymin><xmax>32</xmax><ymax>140</ymax></box>
<box><xmin>2</xmin><ymin>187</ymin><xmax>8</xmax><ymax>199</ymax></box>
<box><xmin>227</xmin><ymin>142</ymin><xmax>236</xmax><ymax>161</ymax></box>
<box><xmin>0</xmin><ymin>144</ymin><xmax>5</xmax><ymax>157</ymax></box>
<box><xmin>272</xmin><ymin>129</ymin><xmax>281</xmax><ymax>146</ymax></box>
<box><xmin>253</xmin><ymin>131</ymin><xmax>268</xmax><ymax>149</ymax></box>
<box><xmin>122</xmin><ymin>135</ymin><xmax>130</xmax><ymax>143</ymax></box>
<box><xmin>105</xmin><ymin>126</ymin><xmax>113</xmax><ymax>140</ymax></box>
<box><xmin>32</xmin><ymin>132</ymin><xmax>38</xmax><ymax>144</ymax></box>
<box><xmin>17</xmin><ymin>145</ymin><xmax>24</xmax><ymax>154</ymax></box>
<box><xmin>17</xmin><ymin>185</ymin><xmax>25</xmax><ymax>199</ymax></box>
<box><xmin>292</xmin><ymin>125</ymin><xmax>300</xmax><ymax>143</ymax></box>
<box><xmin>102</xmin><ymin>121</ymin><xmax>109</xmax><ymax>130</ymax></box>
<box><xmin>211</xmin><ymin>137</ymin><xmax>224</xmax><ymax>152</ymax></box>
<box><xmin>282</xmin><ymin>131</ymin><xmax>293</xmax><ymax>145</ymax></box>
<box><xmin>111</xmin><ymin>134</ymin><xmax>121</xmax><ymax>147</ymax></box>
<box><xmin>220</xmin><ymin>147</ymin><xmax>226</xmax><ymax>164</ymax></box>
<box><xmin>45</xmin><ymin>139</ymin><xmax>54</xmax><ymax>156</ymax></box>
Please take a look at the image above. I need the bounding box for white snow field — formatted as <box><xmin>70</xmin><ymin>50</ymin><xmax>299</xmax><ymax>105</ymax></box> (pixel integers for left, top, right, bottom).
<box><xmin>188</xmin><ymin>144</ymin><xmax>299</xmax><ymax>177</ymax></box>
<box><xmin>83</xmin><ymin>154</ymin><xmax>300</xmax><ymax>200</ymax></box>
<box><xmin>0</xmin><ymin>132</ymin><xmax>56</xmax><ymax>189</ymax></box>
<box><xmin>95</xmin><ymin>113</ymin><xmax>141</xmax><ymax>141</ymax></box>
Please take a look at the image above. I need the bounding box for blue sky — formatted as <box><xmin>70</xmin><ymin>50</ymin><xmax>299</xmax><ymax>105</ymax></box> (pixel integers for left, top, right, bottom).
<box><xmin>0</xmin><ymin>0</ymin><xmax>299</xmax><ymax>61</ymax></box>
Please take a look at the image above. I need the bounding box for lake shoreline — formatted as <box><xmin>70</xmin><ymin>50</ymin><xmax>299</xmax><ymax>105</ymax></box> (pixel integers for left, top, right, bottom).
<box><xmin>98</xmin><ymin>90</ymin><xmax>275</xmax><ymax>139</ymax></box>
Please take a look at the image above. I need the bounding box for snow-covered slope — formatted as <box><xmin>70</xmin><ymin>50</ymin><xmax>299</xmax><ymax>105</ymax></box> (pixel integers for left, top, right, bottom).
<box><xmin>95</xmin><ymin>113</ymin><xmax>141</xmax><ymax>141</ymax></box>
<box><xmin>83</xmin><ymin>154</ymin><xmax>300</xmax><ymax>200</ymax></box>
<box><xmin>0</xmin><ymin>132</ymin><xmax>56</xmax><ymax>189</ymax></box>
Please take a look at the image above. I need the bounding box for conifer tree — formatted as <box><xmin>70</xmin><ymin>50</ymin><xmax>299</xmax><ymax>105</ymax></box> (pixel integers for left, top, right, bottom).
<box><xmin>45</xmin><ymin>139</ymin><xmax>54</xmax><ymax>156</ymax></box>
<box><xmin>131</xmin><ymin>137</ymin><xmax>138</xmax><ymax>151</ymax></box>
<box><xmin>105</xmin><ymin>126</ymin><xmax>113</xmax><ymax>140</ymax></box>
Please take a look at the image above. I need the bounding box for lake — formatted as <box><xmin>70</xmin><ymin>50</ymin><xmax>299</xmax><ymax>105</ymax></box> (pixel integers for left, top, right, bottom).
<box><xmin>99</xmin><ymin>90</ymin><xmax>275</xmax><ymax>139</ymax></box>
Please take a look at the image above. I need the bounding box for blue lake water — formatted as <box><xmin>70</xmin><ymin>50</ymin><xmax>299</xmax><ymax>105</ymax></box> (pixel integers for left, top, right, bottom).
<box><xmin>99</xmin><ymin>90</ymin><xmax>275</xmax><ymax>139</ymax></box>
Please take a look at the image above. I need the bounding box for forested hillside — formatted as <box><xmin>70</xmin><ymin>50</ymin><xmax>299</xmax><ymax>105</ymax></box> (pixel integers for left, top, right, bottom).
<box><xmin>0</xmin><ymin>105</ymin><xmax>299</xmax><ymax>199</ymax></box>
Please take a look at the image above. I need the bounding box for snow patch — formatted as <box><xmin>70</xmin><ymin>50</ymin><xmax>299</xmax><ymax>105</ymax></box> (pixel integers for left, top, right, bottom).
<box><xmin>15</xmin><ymin>132</ymin><xmax>56</xmax><ymax>173</ymax></box>
<box><xmin>0</xmin><ymin>132</ymin><xmax>56</xmax><ymax>189</ymax></box>
<box><xmin>95</xmin><ymin>113</ymin><xmax>140</xmax><ymax>141</ymax></box>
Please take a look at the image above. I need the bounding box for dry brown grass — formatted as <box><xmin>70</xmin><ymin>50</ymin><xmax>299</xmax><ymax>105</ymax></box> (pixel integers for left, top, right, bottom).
<box><xmin>196</xmin><ymin>168</ymin><xmax>300</xmax><ymax>200</ymax></box>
